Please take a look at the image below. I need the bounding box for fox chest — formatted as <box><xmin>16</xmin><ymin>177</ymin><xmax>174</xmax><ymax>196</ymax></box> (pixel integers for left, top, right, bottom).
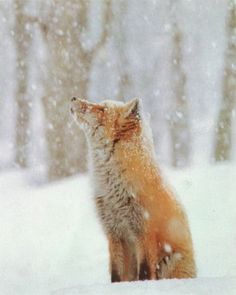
<box><xmin>95</xmin><ymin>193</ymin><xmax>144</xmax><ymax>238</ymax></box>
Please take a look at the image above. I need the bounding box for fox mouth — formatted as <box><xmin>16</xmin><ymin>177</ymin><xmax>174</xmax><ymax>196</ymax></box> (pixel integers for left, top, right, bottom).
<box><xmin>70</xmin><ymin>103</ymin><xmax>89</xmax><ymax>126</ymax></box>
<box><xmin>70</xmin><ymin>107</ymin><xmax>75</xmax><ymax>114</ymax></box>
<box><xmin>71</xmin><ymin>96</ymin><xmax>87</xmax><ymax>109</ymax></box>
<box><xmin>71</xmin><ymin>99</ymin><xmax>91</xmax><ymax>126</ymax></box>
<box><xmin>70</xmin><ymin>103</ymin><xmax>85</xmax><ymax>115</ymax></box>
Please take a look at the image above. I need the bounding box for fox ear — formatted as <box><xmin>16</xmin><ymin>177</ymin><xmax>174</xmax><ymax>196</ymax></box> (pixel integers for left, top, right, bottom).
<box><xmin>125</xmin><ymin>98</ymin><xmax>141</xmax><ymax>118</ymax></box>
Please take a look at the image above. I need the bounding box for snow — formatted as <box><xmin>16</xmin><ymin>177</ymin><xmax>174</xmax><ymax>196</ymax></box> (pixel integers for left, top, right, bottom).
<box><xmin>163</xmin><ymin>243</ymin><xmax>172</xmax><ymax>254</ymax></box>
<box><xmin>0</xmin><ymin>164</ymin><xmax>235</xmax><ymax>294</ymax></box>
<box><xmin>53</xmin><ymin>278</ymin><xmax>236</xmax><ymax>295</ymax></box>
<box><xmin>143</xmin><ymin>210</ymin><xmax>150</xmax><ymax>220</ymax></box>
<box><xmin>1</xmin><ymin>0</ymin><xmax>232</xmax><ymax>171</ymax></box>
<box><xmin>0</xmin><ymin>1</ymin><xmax>235</xmax><ymax>294</ymax></box>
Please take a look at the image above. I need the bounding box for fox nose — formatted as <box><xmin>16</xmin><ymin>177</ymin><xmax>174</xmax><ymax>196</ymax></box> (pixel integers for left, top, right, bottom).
<box><xmin>70</xmin><ymin>97</ymin><xmax>88</xmax><ymax>114</ymax></box>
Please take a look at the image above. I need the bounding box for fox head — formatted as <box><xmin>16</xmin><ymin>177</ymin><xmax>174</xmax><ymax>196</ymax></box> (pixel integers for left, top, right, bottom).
<box><xmin>70</xmin><ymin>97</ymin><xmax>142</xmax><ymax>144</ymax></box>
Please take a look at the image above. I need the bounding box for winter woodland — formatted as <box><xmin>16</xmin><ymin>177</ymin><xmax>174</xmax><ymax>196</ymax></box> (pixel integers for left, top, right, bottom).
<box><xmin>0</xmin><ymin>0</ymin><xmax>235</xmax><ymax>181</ymax></box>
<box><xmin>0</xmin><ymin>1</ymin><xmax>236</xmax><ymax>294</ymax></box>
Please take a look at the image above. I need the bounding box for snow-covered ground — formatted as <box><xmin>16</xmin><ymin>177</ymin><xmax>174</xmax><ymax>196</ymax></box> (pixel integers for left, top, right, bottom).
<box><xmin>53</xmin><ymin>277</ymin><xmax>236</xmax><ymax>295</ymax></box>
<box><xmin>0</xmin><ymin>164</ymin><xmax>235</xmax><ymax>294</ymax></box>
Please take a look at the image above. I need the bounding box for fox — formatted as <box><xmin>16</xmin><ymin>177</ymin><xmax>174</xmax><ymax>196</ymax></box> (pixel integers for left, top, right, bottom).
<box><xmin>70</xmin><ymin>97</ymin><xmax>196</xmax><ymax>282</ymax></box>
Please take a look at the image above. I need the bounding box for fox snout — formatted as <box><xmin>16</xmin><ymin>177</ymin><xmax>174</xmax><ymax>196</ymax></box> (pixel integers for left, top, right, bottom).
<box><xmin>70</xmin><ymin>97</ymin><xmax>88</xmax><ymax>115</ymax></box>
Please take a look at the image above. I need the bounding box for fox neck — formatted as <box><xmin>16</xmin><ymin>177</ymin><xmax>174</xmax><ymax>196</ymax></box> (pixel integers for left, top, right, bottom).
<box><xmin>87</xmin><ymin>128</ymin><xmax>159</xmax><ymax>201</ymax></box>
<box><xmin>88</xmin><ymin>135</ymin><xmax>125</xmax><ymax>198</ymax></box>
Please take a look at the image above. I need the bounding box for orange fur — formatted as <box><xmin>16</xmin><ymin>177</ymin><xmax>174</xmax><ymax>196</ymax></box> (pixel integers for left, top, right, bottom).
<box><xmin>71</xmin><ymin>97</ymin><xmax>196</xmax><ymax>281</ymax></box>
<box><xmin>115</xmin><ymin>138</ymin><xmax>196</xmax><ymax>279</ymax></box>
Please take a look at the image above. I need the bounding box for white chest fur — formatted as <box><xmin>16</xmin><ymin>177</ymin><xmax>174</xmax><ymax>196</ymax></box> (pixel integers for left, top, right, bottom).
<box><xmin>91</xmin><ymin>144</ymin><xmax>144</xmax><ymax>239</ymax></box>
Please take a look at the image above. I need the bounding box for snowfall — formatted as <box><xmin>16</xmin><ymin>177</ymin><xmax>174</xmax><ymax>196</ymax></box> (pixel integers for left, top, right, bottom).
<box><xmin>0</xmin><ymin>164</ymin><xmax>236</xmax><ymax>295</ymax></box>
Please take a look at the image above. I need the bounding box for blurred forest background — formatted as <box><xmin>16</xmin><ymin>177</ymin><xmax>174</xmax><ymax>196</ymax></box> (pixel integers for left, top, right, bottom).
<box><xmin>0</xmin><ymin>0</ymin><xmax>235</xmax><ymax>183</ymax></box>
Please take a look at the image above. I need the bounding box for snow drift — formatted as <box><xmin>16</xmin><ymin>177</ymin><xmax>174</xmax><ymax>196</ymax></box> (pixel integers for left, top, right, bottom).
<box><xmin>0</xmin><ymin>164</ymin><xmax>235</xmax><ymax>294</ymax></box>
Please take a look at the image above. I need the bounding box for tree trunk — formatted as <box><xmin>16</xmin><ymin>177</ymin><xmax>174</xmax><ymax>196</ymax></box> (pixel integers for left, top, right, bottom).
<box><xmin>41</xmin><ymin>0</ymin><xmax>112</xmax><ymax>181</ymax></box>
<box><xmin>169</xmin><ymin>24</ymin><xmax>190</xmax><ymax>168</ymax></box>
<box><xmin>214</xmin><ymin>2</ymin><xmax>236</xmax><ymax>162</ymax></box>
<box><xmin>14</xmin><ymin>0</ymin><xmax>31</xmax><ymax>168</ymax></box>
<box><xmin>114</xmin><ymin>0</ymin><xmax>131</xmax><ymax>101</ymax></box>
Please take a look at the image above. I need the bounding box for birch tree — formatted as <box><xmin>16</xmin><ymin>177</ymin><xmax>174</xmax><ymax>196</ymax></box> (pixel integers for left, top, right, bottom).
<box><xmin>41</xmin><ymin>0</ymin><xmax>112</xmax><ymax>180</ymax></box>
<box><xmin>114</xmin><ymin>0</ymin><xmax>131</xmax><ymax>101</ymax></box>
<box><xmin>214</xmin><ymin>1</ymin><xmax>236</xmax><ymax>161</ymax></box>
<box><xmin>169</xmin><ymin>3</ymin><xmax>190</xmax><ymax>167</ymax></box>
<box><xmin>14</xmin><ymin>0</ymin><xmax>32</xmax><ymax>168</ymax></box>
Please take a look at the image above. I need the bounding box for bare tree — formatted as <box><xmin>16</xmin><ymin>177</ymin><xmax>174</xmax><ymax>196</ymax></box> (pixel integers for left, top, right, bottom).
<box><xmin>114</xmin><ymin>0</ymin><xmax>131</xmax><ymax>101</ymax></box>
<box><xmin>214</xmin><ymin>1</ymin><xmax>236</xmax><ymax>162</ymax></box>
<box><xmin>40</xmin><ymin>0</ymin><xmax>112</xmax><ymax>180</ymax></box>
<box><xmin>168</xmin><ymin>8</ymin><xmax>190</xmax><ymax>168</ymax></box>
<box><xmin>14</xmin><ymin>0</ymin><xmax>32</xmax><ymax>168</ymax></box>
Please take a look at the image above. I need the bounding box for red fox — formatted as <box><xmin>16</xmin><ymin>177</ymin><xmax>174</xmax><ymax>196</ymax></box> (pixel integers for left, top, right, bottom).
<box><xmin>71</xmin><ymin>97</ymin><xmax>196</xmax><ymax>282</ymax></box>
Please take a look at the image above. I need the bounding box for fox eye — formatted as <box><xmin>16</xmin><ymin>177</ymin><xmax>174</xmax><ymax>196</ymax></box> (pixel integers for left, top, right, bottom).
<box><xmin>80</xmin><ymin>104</ymin><xmax>87</xmax><ymax>114</ymax></box>
<box><xmin>96</xmin><ymin>106</ymin><xmax>105</xmax><ymax>113</ymax></box>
